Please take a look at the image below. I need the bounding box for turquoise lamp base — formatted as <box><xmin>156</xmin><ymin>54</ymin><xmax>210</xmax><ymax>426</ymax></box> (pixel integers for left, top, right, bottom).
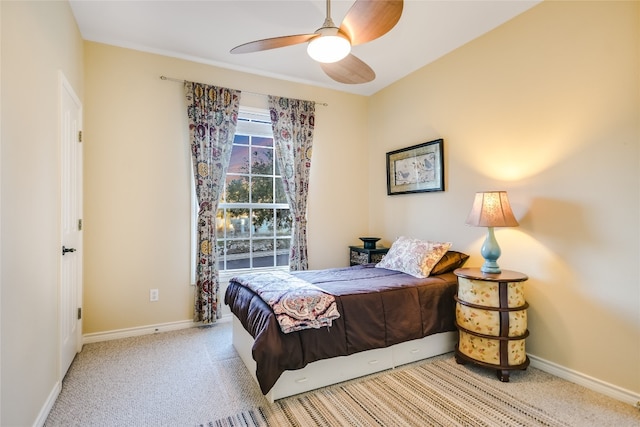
<box><xmin>481</xmin><ymin>261</ymin><xmax>502</xmax><ymax>274</ymax></box>
<box><xmin>480</xmin><ymin>227</ymin><xmax>502</xmax><ymax>274</ymax></box>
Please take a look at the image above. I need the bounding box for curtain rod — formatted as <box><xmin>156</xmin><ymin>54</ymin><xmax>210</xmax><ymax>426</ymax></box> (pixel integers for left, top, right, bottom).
<box><xmin>160</xmin><ymin>75</ymin><xmax>328</xmax><ymax>107</ymax></box>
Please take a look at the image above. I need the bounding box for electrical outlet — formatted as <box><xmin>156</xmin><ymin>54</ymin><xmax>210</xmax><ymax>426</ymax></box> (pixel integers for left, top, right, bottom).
<box><xmin>149</xmin><ymin>289</ymin><xmax>159</xmax><ymax>302</ymax></box>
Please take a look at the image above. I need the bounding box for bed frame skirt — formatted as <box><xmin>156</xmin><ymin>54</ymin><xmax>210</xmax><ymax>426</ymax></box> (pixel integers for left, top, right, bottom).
<box><xmin>232</xmin><ymin>316</ymin><xmax>457</xmax><ymax>402</ymax></box>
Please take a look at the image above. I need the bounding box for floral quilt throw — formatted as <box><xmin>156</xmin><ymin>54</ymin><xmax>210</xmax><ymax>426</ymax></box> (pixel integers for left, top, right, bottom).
<box><xmin>231</xmin><ymin>271</ymin><xmax>340</xmax><ymax>333</ymax></box>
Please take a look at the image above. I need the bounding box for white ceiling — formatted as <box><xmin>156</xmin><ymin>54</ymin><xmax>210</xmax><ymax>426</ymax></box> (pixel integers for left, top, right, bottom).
<box><xmin>69</xmin><ymin>0</ymin><xmax>541</xmax><ymax>96</ymax></box>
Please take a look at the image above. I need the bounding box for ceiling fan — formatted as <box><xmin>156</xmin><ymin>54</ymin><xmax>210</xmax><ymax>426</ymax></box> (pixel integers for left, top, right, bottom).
<box><xmin>230</xmin><ymin>0</ymin><xmax>404</xmax><ymax>84</ymax></box>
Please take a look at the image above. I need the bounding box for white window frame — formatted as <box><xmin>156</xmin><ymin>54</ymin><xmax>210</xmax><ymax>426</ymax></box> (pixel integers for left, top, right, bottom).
<box><xmin>191</xmin><ymin>107</ymin><xmax>290</xmax><ymax>285</ymax></box>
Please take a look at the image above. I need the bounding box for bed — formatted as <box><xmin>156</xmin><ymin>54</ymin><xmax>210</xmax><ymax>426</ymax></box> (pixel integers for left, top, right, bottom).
<box><xmin>224</xmin><ymin>240</ymin><xmax>468</xmax><ymax>402</ymax></box>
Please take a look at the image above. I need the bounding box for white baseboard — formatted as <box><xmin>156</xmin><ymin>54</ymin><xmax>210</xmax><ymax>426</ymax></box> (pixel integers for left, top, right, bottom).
<box><xmin>34</xmin><ymin>381</ymin><xmax>61</xmax><ymax>427</ymax></box>
<box><xmin>82</xmin><ymin>320</ymin><xmax>195</xmax><ymax>344</ymax></box>
<box><xmin>82</xmin><ymin>315</ymin><xmax>233</xmax><ymax>344</ymax></box>
<box><xmin>529</xmin><ymin>354</ymin><xmax>640</xmax><ymax>407</ymax></box>
<box><xmin>83</xmin><ymin>319</ymin><xmax>195</xmax><ymax>344</ymax></box>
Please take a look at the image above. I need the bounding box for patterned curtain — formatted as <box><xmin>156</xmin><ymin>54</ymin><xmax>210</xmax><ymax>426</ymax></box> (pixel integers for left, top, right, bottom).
<box><xmin>185</xmin><ymin>82</ymin><xmax>240</xmax><ymax>323</ymax></box>
<box><xmin>268</xmin><ymin>96</ymin><xmax>316</xmax><ymax>271</ymax></box>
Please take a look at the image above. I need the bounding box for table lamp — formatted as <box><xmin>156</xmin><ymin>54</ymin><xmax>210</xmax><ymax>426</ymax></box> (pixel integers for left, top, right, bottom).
<box><xmin>465</xmin><ymin>191</ymin><xmax>518</xmax><ymax>274</ymax></box>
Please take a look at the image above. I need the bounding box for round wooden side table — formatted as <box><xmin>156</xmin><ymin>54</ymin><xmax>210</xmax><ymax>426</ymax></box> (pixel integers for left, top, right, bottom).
<box><xmin>453</xmin><ymin>267</ymin><xmax>529</xmax><ymax>382</ymax></box>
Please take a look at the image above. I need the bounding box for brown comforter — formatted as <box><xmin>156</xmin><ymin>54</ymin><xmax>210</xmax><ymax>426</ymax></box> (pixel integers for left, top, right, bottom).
<box><xmin>224</xmin><ymin>263</ymin><xmax>458</xmax><ymax>395</ymax></box>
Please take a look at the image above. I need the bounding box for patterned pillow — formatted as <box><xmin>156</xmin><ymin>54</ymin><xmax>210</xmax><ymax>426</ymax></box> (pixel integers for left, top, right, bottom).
<box><xmin>430</xmin><ymin>251</ymin><xmax>469</xmax><ymax>276</ymax></box>
<box><xmin>375</xmin><ymin>236</ymin><xmax>452</xmax><ymax>278</ymax></box>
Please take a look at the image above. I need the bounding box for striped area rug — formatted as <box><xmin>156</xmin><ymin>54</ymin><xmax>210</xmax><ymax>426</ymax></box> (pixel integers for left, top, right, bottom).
<box><xmin>205</xmin><ymin>358</ymin><xmax>569</xmax><ymax>427</ymax></box>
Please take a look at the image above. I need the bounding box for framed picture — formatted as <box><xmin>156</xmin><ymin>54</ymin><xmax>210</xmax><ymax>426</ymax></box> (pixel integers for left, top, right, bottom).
<box><xmin>386</xmin><ymin>139</ymin><xmax>444</xmax><ymax>195</ymax></box>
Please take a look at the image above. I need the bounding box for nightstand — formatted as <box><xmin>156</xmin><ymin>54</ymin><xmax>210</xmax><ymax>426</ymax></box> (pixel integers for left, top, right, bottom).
<box><xmin>349</xmin><ymin>246</ymin><xmax>389</xmax><ymax>266</ymax></box>
<box><xmin>453</xmin><ymin>267</ymin><xmax>529</xmax><ymax>382</ymax></box>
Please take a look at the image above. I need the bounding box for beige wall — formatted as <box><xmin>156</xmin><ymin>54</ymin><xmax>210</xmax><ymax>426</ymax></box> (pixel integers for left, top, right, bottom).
<box><xmin>369</xmin><ymin>1</ymin><xmax>639</xmax><ymax>394</ymax></box>
<box><xmin>83</xmin><ymin>42</ymin><xmax>369</xmax><ymax>334</ymax></box>
<box><xmin>1</xmin><ymin>1</ymin><xmax>84</xmax><ymax>425</ymax></box>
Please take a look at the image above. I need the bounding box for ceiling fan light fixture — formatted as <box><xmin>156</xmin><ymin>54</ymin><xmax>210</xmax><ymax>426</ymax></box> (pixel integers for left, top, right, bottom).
<box><xmin>307</xmin><ymin>29</ymin><xmax>351</xmax><ymax>63</ymax></box>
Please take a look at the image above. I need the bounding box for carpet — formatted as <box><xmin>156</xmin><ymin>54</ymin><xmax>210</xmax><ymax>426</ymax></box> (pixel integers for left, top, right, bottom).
<box><xmin>204</xmin><ymin>358</ymin><xmax>570</xmax><ymax>427</ymax></box>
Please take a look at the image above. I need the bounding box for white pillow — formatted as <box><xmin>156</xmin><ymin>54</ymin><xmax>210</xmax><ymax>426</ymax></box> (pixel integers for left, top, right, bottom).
<box><xmin>375</xmin><ymin>236</ymin><xmax>452</xmax><ymax>278</ymax></box>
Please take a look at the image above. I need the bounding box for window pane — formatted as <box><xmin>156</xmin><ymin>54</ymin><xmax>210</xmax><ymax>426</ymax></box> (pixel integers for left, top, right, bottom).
<box><xmin>276</xmin><ymin>239</ymin><xmax>290</xmax><ymax>266</ymax></box>
<box><xmin>251</xmin><ymin>147</ymin><xmax>273</xmax><ymax>175</ymax></box>
<box><xmin>253</xmin><ymin>239</ymin><xmax>275</xmax><ymax>268</ymax></box>
<box><xmin>217</xmin><ymin>241</ymin><xmax>225</xmax><ymax>270</ymax></box>
<box><xmin>228</xmin><ymin>208</ymin><xmax>250</xmax><ymax>238</ymax></box>
<box><xmin>275</xmin><ymin>177</ymin><xmax>287</xmax><ymax>203</ymax></box>
<box><xmin>252</xmin><ymin>208</ymin><xmax>273</xmax><ymax>237</ymax></box>
<box><xmin>276</xmin><ymin>208</ymin><xmax>291</xmax><ymax>236</ymax></box>
<box><xmin>252</xmin><ymin>136</ymin><xmax>273</xmax><ymax>147</ymax></box>
<box><xmin>252</xmin><ymin>177</ymin><xmax>273</xmax><ymax>203</ymax></box>
<box><xmin>228</xmin><ymin>145</ymin><xmax>249</xmax><ymax>174</ymax></box>
<box><xmin>225</xmin><ymin>175</ymin><xmax>249</xmax><ymax>203</ymax></box>
<box><xmin>226</xmin><ymin>239</ymin><xmax>250</xmax><ymax>270</ymax></box>
<box><xmin>234</xmin><ymin>134</ymin><xmax>249</xmax><ymax>145</ymax></box>
<box><xmin>215</xmin><ymin>209</ymin><xmax>232</xmax><ymax>238</ymax></box>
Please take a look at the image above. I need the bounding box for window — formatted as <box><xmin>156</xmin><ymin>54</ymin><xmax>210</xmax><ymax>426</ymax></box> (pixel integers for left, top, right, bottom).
<box><xmin>192</xmin><ymin>108</ymin><xmax>291</xmax><ymax>276</ymax></box>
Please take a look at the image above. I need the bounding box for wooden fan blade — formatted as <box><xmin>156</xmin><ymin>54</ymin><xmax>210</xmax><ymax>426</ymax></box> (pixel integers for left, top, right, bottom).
<box><xmin>340</xmin><ymin>0</ymin><xmax>403</xmax><ymax>46</ymax></box>
<box><xmin>231</xmin><ymin>34</ymin><xmax>317</xmax><ymax>54</ymax></box>
<box><xmin>320</xmin><ymin>54</ymin><xmax>375</xmax><ymax>84</ymax></box>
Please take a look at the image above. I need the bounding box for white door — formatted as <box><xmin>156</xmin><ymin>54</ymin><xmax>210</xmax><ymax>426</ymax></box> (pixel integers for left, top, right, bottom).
<box><xmin>59</xmin><ymin>72</ymin><xmax>83</xmax><ymax>377</ymax></box>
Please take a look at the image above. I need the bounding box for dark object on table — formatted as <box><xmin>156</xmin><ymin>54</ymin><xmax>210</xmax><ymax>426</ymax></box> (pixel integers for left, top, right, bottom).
<box><xmin>359</xmin><ymin>237</ymin><xmax>380</xmax><ymax>249</ymax></box>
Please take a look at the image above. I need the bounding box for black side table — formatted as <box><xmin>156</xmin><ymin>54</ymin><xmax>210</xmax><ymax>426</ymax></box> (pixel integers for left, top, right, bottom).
<box><xmin>349</xmin><ymin>246</ymin><xmax>389</xmax><ymax>266</ymax></box>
